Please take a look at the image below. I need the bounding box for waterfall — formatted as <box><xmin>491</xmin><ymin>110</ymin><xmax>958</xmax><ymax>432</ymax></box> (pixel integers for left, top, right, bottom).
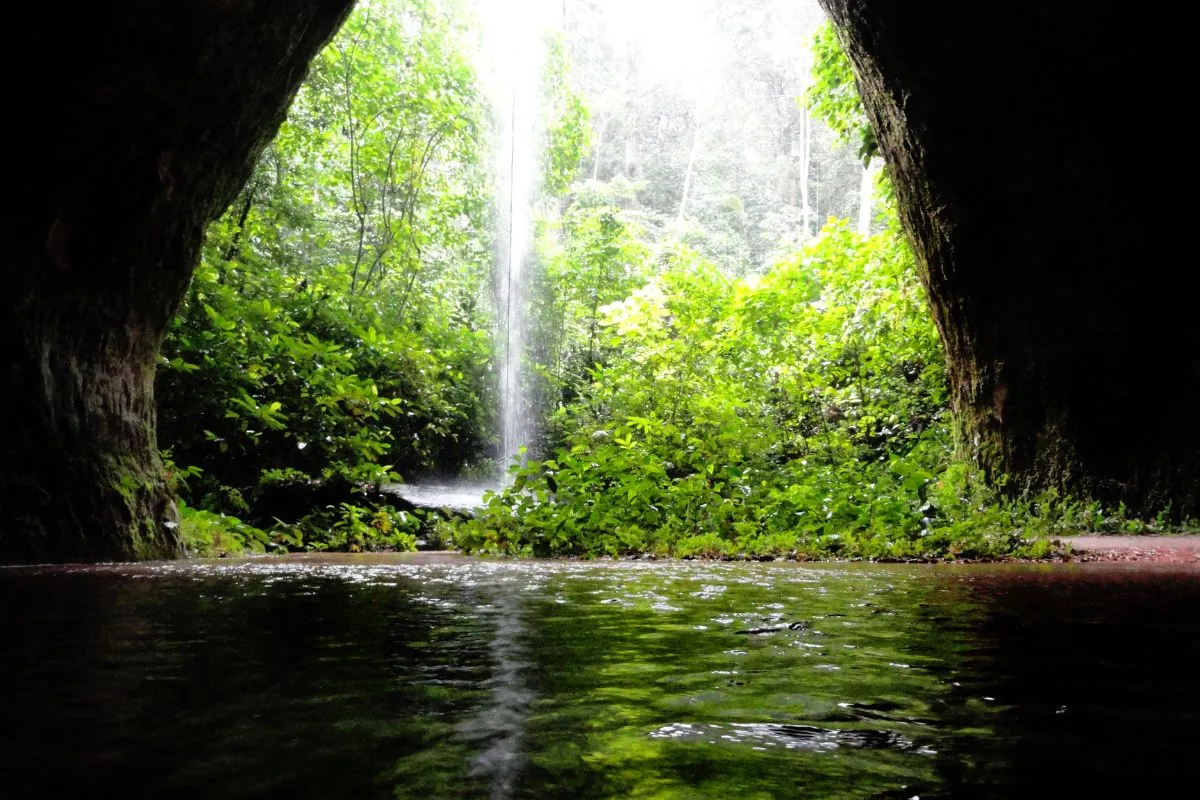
<box><xmin>386</xmin><ymin>2</ymin><xmax>559</xmax><ymax>510</ymax></box>
<box><xmin>498</xmin><ymin>78</ymin><xmax>535</xmax><ymax>470</ymax></box>
<box><xmin>479</xmin><ymin>0</ymin><xmax>559</xmax><ymax>476</ymax></box>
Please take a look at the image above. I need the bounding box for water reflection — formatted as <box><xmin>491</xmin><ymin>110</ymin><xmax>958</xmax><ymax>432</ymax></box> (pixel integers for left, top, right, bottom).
<box><xmin>922</xmin><ymin>565</ymin><xmax>1200</xmax><ymax>798</ymax></box>
<box><xmin>457</xmin><ymin>584</ymin><xmax>534</xmax><ymax>800</ymax></box>
<box><xmin>1</xmin><ymin>558</ymin><xmax>1198</xmax><ymax>798</ymax></box>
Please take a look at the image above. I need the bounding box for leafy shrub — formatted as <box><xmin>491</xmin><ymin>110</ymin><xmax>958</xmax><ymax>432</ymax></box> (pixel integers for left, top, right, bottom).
<box><xmin>449</xmin><ymin>216</ymin><xmax>1066</xmax><ymax>560</ymax></box>
<box><xmin>156</xmin><ymin>0</ymin><xmax>496</xmax><ymax>546</ymax></box>
<box><xmin>291</xmin><ymin>503</ymin><xmax>421</xmax><ymax>553</ymax></box>
<box><xmin>178</xmin><ymin>504</ymin><xmax>269</xmax><ymax>558</ymax></box>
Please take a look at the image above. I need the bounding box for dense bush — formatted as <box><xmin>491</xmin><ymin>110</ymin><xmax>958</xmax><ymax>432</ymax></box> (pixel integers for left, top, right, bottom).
<box><xmin>157</xmin><ymin>0</ymin><xmax>496</xmax><ymax>548</ymax></box>
<box><xmin>159</xmin><ymin>258</ymin><xmax>493</xmax><ymax>512</ymax></box>
<box><xmin>449</xmin><ymin>207</ymin><xmax>1166</xmax><ymax>559</ymax></box>
<box><xmin>453</xmin><ymin>212</ymin><xmax>1026</xmax><ymax>559</ymax></box>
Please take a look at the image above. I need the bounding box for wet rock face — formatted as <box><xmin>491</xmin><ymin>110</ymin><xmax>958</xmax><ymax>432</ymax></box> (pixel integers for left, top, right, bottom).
<box><xmin>0</xmin><ymin>0</ymin><xmax>354</xmax><ymax>563</ymax></box>
<box><xmin>820</xmin><ymin>0</ymin><xmax>1199</xmax><ymax>516</ymax></box>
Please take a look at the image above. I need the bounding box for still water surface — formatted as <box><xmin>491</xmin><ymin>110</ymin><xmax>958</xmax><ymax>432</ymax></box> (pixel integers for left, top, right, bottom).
<box><xmin>2</xmin><ymin>555</ymin><xmax>1198</xmax><ymax>799</ymax></box>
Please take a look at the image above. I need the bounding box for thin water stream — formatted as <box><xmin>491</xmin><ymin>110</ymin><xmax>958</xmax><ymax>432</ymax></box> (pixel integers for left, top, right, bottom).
<box><xmin>480</xmin><ymin>0</ymin><xmax>559</xmax><ymax>470</ymax></box>
<box><xmin>3</xmin><ymin>557</ymin><xmax>1198</xmax><ymax>798</ymax></box>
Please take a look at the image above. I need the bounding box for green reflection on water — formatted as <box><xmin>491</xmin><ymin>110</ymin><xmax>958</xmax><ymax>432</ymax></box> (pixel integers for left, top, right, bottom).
<box><xmin>30</xmin><ymin>560</ymin><xmax>1195</xmax><ymax>799</ymax></box>
<box><xmin>498</xmin><ymin>564</ymin><xmax>974</xmax><ymax>799</ymax></box>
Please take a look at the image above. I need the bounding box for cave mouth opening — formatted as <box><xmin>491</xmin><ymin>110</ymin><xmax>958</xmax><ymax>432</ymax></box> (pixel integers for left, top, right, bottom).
<box><xmin>4</xmin><ymin>0</ymin><xmax>1197</xmax><ymax>565</ymax></box>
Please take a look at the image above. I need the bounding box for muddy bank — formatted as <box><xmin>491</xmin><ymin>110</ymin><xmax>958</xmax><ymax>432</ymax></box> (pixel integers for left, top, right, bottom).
<box><xmin>1064</xmin><ymin>535</ymin><xmax>1200</xmax><ymax>563</ymax></box>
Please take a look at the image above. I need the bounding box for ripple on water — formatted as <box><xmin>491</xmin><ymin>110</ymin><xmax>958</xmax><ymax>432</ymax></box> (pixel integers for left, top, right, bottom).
<box><xmin>5</xmin><ymin>556</ymin><xmax>1200</xmax><ymax>798</ymax></box>
<box><xmin>648</xmin><ymin>721</ymin><xmax>935</xmax><ymax>755</ymax></box>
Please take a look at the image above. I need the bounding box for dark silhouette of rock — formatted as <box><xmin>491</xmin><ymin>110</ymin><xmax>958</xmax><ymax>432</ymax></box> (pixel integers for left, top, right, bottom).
<box><xmin>0</xmin><ymin>1</ymin><xmax>354</xmax><ymax>563</ymax></box>
<box><xmin>820</xmin><ymin>0</ymin><xmax>1198</xmax><ymax>518</ymax></box>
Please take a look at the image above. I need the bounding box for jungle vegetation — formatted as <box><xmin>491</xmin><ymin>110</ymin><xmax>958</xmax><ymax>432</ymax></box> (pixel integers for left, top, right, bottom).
<box><xmin>159</xmin><ymin>0</ymin><xmax>1185</xmax><ymax>559</ymax></box>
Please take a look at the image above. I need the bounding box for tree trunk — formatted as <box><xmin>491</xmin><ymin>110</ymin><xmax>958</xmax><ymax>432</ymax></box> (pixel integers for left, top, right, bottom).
<box><xmin>819</xmin><ymin>0</ymin><xmax>1200</xmax><ymax>518</ymax></box>
<box><xmin>798</xmin><ymin>101</ymin><xmax>812</xmax><ymax>240</ymax></box>
<box><xmin>592</xmin><ymin>115</ymin><xmax>609</xmax><ymax>181</ymax></box>
<box><xmin>0</xmin><ymin>0</ymin><xmax>354</xmax><ymax>563</ymax></box>
<box><xmin>678</xmin><ymin>120</ymin><xmax>703</xmax><ymax>223</ymax></box>
<box><xmin>856</xmin><ymin>158</ymin><xmax>877</xmax><ymax>235</ymax></box>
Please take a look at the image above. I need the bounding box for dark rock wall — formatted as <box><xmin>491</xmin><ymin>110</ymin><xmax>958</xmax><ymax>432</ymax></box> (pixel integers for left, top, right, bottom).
<box><xmin>0</xmin><ymin>0</ymin><xmax>355</xmax><ymax>562</ymax></box>
<box><xmin>820</xmin><ymin>0</ymin><xmax>1199</xmax><ymax>517</ymax></box>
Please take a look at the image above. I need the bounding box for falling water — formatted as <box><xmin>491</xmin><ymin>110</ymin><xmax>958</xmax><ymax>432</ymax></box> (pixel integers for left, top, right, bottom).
<box><xmin>479</xmin><ymin>0</ymin><xmax>559</xmax><ymax>475</ymax></box>
<box><xmin>497</xmin><ymin>77</ymin><xmax>534</xmax><ymax>470</ymax></box>
<box><xmin>385</xmin><ymin>3</ymin><xmax>557</xmax><ymax>510</ymax></box>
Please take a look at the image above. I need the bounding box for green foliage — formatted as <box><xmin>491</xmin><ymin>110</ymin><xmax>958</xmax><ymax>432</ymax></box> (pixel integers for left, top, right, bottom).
<box><xmin>178</xmin><ymin>498</ymin><xmax>421</xmax><ymax>557</ymax></box>
<box><xmin>525</xmin><ymin>197</ymin><xmax>652</xmax><ymax>439</ymax></box>
<box><xmin>451</xmin><ymin>211</ymin><xmax>1063</xmax><ymax>561</ymax></box>
<box><xmin>178</xmin><ymin>504</ymin><xmax>268</xmax><ymax>558</ymax></box>
<box><xmin>161</xmin><ymin>1</ymin><xmax>1176</xmax><ymax>562</ymax></box>
<box><xmin>158</xmin><ymin>0</ymin><xmax>496</xmax><ymax>544</ymax></box>
<box><xmin>808</xmin><ymin>22</ymin><xmax>877</xmax><ymax>164</ymax></box>
<box><xmin>160</xmin><ymin>260</ymin><xmax>491</xmax><ymax>500</ymax></box>
<box><xmin>288</xmin><ymin>502</ymin><xmax>422</xmax><ymax>553</ymax></box>
<box><xmin>540</xmin><ymin>34</ymin><xmax>592</xmax><ymax>196</ymax></box>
